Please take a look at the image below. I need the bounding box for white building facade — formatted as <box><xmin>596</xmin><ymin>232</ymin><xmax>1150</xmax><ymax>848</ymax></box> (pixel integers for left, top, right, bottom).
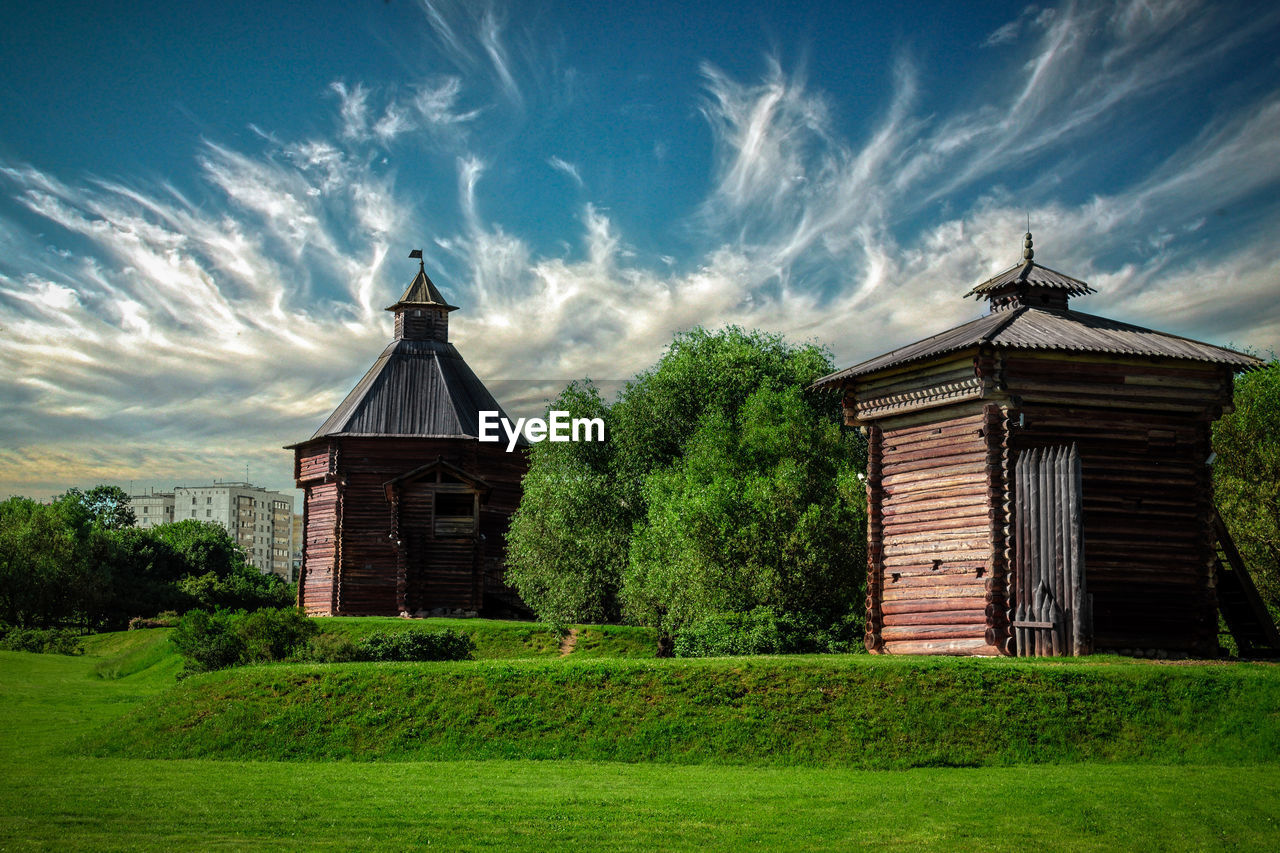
<box><xmin>132</xmin><ymin>492</ymin><xmax>175</xmax><ymax>529</ymax></box>
<box><xmin>132</xmin><ymin>483</ymin><xmax>294</xmax><ymax>578</ymax></box>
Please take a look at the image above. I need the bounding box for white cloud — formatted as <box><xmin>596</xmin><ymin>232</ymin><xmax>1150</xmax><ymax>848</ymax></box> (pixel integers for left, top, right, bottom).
<box><xmin>548</xmin><ymin>156</ymin><xmax>583</xmax><ymax>188</ymax></box>
<box><xmin>1</xmin><ymin>0</ymin><xmax>1278</xmax><ymax>499</ymax></box>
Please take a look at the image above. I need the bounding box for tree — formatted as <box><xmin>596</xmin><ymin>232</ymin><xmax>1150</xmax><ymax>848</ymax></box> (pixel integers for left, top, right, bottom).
<box><xmin>1214</xmin><ymin>358</ymin><xmax>1280</xmax><ymax>611</ymax></box>
<box><xmin>505</xmin><ymin>326</ymin><xmax>867</xmax><ymax>650</ymax></box>
<box><xmin>622</xmin><ymin>385</ymin><xmax>866</xmax><ymax>637</ymax></box>
<box><xmin>62</xmin><ymin>485</ymin><xmax>136</xmax><ymax>529</ymax></box>
<box><xmin>0</xmin><ymin>494</ymin><xmax>107</xmax><ymax>628</ymax></box>
<box><xmin>0</xmin><ymin>495</ymin><xmax>290</xmax><ymax>631</ymax></box>
<box><xmin>504</xmin><ymin>382</ymin><xmax>627</xmax><ymax>628</ymax></box>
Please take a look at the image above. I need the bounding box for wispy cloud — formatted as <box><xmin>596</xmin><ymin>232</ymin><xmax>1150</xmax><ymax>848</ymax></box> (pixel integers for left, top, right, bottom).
<box><xmin>1</xmin><ymin>0</ymin><xmax>1278</xmax><ymax>499</ymax></box>
<box><xmin>547</xmin><ymin>156</ymin><xmax>583</xmax><ymax>187</ymax></box>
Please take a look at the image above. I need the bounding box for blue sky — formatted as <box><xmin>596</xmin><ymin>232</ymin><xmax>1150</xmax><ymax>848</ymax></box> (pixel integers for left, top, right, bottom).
<box><xmin>2</xmin><ymin>0</ymin><xmax>1279</xmax><ymax>499</ymax></box>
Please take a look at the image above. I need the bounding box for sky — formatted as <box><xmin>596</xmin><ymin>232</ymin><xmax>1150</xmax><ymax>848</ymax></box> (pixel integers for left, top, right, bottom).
<box><xmin>2</xmin><ymin>0</ymin><xmax>1279</xmax><ymax>501</ymax></box>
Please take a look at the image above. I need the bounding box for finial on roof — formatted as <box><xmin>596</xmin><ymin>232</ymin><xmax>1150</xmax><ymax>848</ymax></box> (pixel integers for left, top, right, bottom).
<box><xmin>1023</xmin><ymin>232</ymin><xmax>1034</xmax><ymax>262</ymax></box>
<box><xmin>409</xmin><ymin>248</ymin><xmax>425</xmax><ymax>272</ymax></box>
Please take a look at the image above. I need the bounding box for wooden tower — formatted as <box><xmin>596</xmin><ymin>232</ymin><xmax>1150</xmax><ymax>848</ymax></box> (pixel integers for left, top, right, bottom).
<box><xmin>815</xmin><ymin>234</ymin><xmax>1260</xmax><ymax>657</ymax></box>
<box><xmin>288</xmin><ymin>252</ymin><xmax>528</xmax><ymax>617</ymax></box>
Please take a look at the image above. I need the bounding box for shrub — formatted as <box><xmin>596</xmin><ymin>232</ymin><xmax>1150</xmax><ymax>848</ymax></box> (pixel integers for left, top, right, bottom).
<box><xmin>301</xmin><ymin>632</ymin><xmax>363</xmax><ymax>663</ymax></box>
<box><xmin>674</xmin><ymin>606</ymin><xmax>864</xmax><ymax>658</ymax></box>
<box><xmin>239</xmin><ymin>608</ymin><xmax>317</xmax><ymax>664</ymax></box>
<box><xmin>354</xmin><ymin>628</ymin><xmax>476</xmax><ymax>662</ymax></box>
<box><xmin>128</xmin><ymin>611</ymin><xmax>179</xmax><ymax>630</ymax></box>
<box><xmin>0</xmin><ymin>626</ymin><xmax>85</xmax><ymax>655</ymax></box>
<box><xmin>171</xmin><ymin>610</ymin><xmax>246</xmax><ymax>674</ymax></box>
<box><xmin>170</xmin><ymin>608</ymin><xmax>317</xmax><ymax>674</ymax></box>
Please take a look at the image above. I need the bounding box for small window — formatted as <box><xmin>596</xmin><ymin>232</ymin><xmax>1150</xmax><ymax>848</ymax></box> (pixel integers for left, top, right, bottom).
<box><xmin>206</xmin><ymin>497</ymin><xmax>212</xmax><ymax>505</ymax></box>
<box><xmin>206</xmin><ymin>510</ymin><xmax>212</xmax><ymax>517</ymax></box>
<box><xmin>434</xmin><ymin>492</ymin><xmax>475</xmax><ymax>537</ymax></box>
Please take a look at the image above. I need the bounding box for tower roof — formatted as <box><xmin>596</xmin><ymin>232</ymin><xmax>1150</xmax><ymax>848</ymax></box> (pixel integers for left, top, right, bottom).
<box><xmin>813</xmin><ymin>232</ymin><xmax>1260</xmax><ymax>388</ymax></box>
<box><xmin>305</xmin><ymin>338</ymin><xmax>515</xmax><ymax>439</ymax></box>
<box><xmin>964</xmin><ymin>232</ymin><xmax>1096</xmax><ymax>307</ymax></box>
<box><xmin>290</xmin><ymin>249</ymin><xmax>521</xmax><ymax>445</ymax></box>
<box><xmin>386</xmin><ymin>250</ymin><xmax>458</xmax><ymax>312</ymax></box>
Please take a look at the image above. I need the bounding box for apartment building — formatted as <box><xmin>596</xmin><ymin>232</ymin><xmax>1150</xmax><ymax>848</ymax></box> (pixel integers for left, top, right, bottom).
<box><xmin>132</xmin><ymin>482</ymin><xmax>294</xmax><ymax>578</ymax></box>
<box><xmin>132</xmin><ymin>492</ymin><xmax>176</xmax><ymax>529</ymax></box>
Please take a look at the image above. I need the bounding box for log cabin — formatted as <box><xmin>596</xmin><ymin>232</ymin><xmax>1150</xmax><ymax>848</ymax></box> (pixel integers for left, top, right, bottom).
<box><xmin>814</xmin><ymin>233</ymin><xmax>1262</xmax><ymax>657</ymax></box>
<box><xmin>288</xmin><ymin>252</ymin><xmax>528</xmax><ymax>617</ymax></box>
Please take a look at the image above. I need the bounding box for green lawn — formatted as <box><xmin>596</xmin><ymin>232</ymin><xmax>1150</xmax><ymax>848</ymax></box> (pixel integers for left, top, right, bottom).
<box><xmin>2</xmin><ymin>630</ymin><xmax>1279</xmax><ymax>850</ymax></box>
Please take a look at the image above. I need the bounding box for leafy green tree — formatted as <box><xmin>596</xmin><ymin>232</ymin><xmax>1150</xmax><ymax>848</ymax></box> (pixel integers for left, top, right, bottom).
<box><xmin>0</xmin><ymin>494</ymin><xmax>107</xmax><ymax>628</ymax></box>
<box><xmin>623</xmin><ymin>385</ymin><xmax>866</xmax><ymax>637</ymax></box>
<box><xmin>0</xmin><ymin>497</ymin><xmax>289</xmax><ymax>631</ymax></box>
<box><xmin>62</xmin><ymin>485</ymin><xmax>136</xmax><ymax>529</ymax></box>
<box><xmin>505</xmin><ymin>382</ymin><xmax>627</xmax><ymax>628</ymax></box>
<box><xmin>1214</xmin><ymin>358</ymin><xmax>1280</xmax><ymax>610</ymax></box>
<box><xmin>506</xmin><ymin>326</ymin><xmax>867</xmax><ymax>650</ymax></box>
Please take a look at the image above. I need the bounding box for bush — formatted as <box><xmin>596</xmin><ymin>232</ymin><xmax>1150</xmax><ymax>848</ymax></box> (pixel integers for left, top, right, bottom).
<box><xmin>239</xmin><ymin>608</ymin><xmax>317</xmax><ymax>664</ymax></box>
<box><xmin>301</xmin><ymin>632</ymin><xmax>363</xmax><ymax>663</ymax></box>
<box><xmin>354</xmin><ymin>628</ymin><xmax>476</xmax><ymax>662</ymax></box>
<box><xmin>171</xmin><ymin>610</ymin><xmax>246</xmax><ymax>674</ymax></box>
<box><xmin>171</xmin><ymin>608</ymin><xmax>316</xmax><ymax>674</ymax></box>
<box><xmin>674</xmin><ymin>606</ymin><xmax>864</xmax><ymax>658</ymax></box>
<box><xmin>128</xmin><ymin>611</ymin><xmax>179</xmax><ymax>630</ymax></box>
<box><xmin>0</xmin><ymin>626</ymin><xmax>85</xmax><ymax>655</ymax></box>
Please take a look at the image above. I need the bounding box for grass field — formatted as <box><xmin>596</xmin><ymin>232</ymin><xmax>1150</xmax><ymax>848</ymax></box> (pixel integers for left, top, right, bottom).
<box><xmin>2</xmin><ymin>628</ymin><xmax>1279</xmax><ymax>850</ymax></box>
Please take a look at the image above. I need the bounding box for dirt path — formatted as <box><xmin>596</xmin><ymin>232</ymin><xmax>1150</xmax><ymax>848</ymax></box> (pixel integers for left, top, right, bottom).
<box><xmin>558</xmin><ymin>628</ymin><xmax>579</xmax><ymax>657</ymax></box>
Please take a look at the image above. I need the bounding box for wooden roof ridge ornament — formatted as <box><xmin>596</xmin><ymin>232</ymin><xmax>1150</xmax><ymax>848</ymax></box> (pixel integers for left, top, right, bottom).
<box><xmin>964</xmin><ymin>231</ymin><xmax>1096</xmax><ymax>312</ymax></box>
<box><xmin>388</xmin><ymin>249</ymin><xmax>459</xmax><ymax>313</ymax></box>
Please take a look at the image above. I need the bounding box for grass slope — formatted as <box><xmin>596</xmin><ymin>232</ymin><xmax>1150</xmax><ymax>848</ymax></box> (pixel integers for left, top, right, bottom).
<box><xmin>3</xmin><ymin>631</ymin><xmax>1280</xmax><ymax>849</ymax></box>
<box><xmin>312</xmin><ymin>616</ymin><xmax>658</xmax><ymax>659</ymax></box>
<box><xmin>85</xmin><ymin>654</ymin><xmax>1280</xmax><ymax>768</ymax></box>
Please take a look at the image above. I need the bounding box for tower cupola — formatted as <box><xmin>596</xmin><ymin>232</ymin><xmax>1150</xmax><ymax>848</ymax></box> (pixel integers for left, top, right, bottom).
<box><xmin>387</xmin><ymin>249</ymin><xmax>458</xmax><ymax>342</ymax></box>
<box><xmin>965</xmin><ymin>232</ymin><xmax>1096</xmax><ymax>312</ymax></box>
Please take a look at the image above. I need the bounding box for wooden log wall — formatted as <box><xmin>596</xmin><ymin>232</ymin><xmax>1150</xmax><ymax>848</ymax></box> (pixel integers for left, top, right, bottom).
<box><xmin>1004</xmin><ymin>353</ymin><xmax>1233</xmax><ymax>655</ymax></box>
<box><xmin>864</xmin><ymin>425</ymin><xmax>884</xmax><ymax>652</ymax></box>
<box><xmin>301</xmin><ymin>480</ymin><xmax>339</xmax><ymax>615</ymax></box>
<box><xmin>296</xmin><ymin>436</ymin><xmax>527</xmax><ymax>617</ymax></box>
<box><xmin>847</xmin><ymin>352</ymin><xmax>982</xmax><ymax>424</ymax></box>
<box><xmin>870</xmin><ymin>404</ymin><xmax>1001</xmax><ymax>655</ymax></box>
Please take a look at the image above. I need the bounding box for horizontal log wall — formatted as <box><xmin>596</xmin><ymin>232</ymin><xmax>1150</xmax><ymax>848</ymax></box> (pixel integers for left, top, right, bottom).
<box><xmin>295</xmin><ymin>442</ymin><xmax>334</xmax><ymax>483</ymax></box>
<box><xmin>301</xmin><ymin>479</ymin><xmax>339</xmax><ymax>615</ymax></box>
<box><xmin>302</xmin><ymin>437</ymin><xmax>526</xmax><ymax>617</ymax></box>
<box><xmin>871</xmin><ymin>401</ymin><xmax>1001</xmax><ymax>655</ymax></box>
<box><xmin>1004</xmin><ymin>353</ymin><xmax>1234</xmax><ymax>655</ymax></box>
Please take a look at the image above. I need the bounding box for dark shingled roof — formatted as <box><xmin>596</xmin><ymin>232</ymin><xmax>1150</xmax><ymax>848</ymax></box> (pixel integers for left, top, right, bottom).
<box><xmin>386</xmin><ymin>267</ymin><xmax>458</xmax><ymax>311</ymax></box>
<box><xmin>814</xmin><ymin>306</ymin><xmax>1260</xmax><ymax>388</ymax></box>
<box><xmin>964</xmin><ymin>260</ymin><xmax>1096</xmax><ymax>299</ymax></box>
<box><xmin>307</xmin><ymin>338</ymin><xmax>519</xmax><ymax>441</ymax></box>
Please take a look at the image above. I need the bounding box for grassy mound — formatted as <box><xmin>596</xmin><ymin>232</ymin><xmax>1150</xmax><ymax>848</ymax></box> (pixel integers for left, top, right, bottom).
<box><xmin>84</xmin><ymin>655</ymin><xmax>1280</xmax><ymax>768</ymax></box>
<box><xmin>311</xmin><ymin>617</ymin><xmax>658</xmax><ymax>659</ymax></box>
<box><xmin>84</xmin><ymin>628</ymin><xmax>184</xmax><ymax>682</ymax></box>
